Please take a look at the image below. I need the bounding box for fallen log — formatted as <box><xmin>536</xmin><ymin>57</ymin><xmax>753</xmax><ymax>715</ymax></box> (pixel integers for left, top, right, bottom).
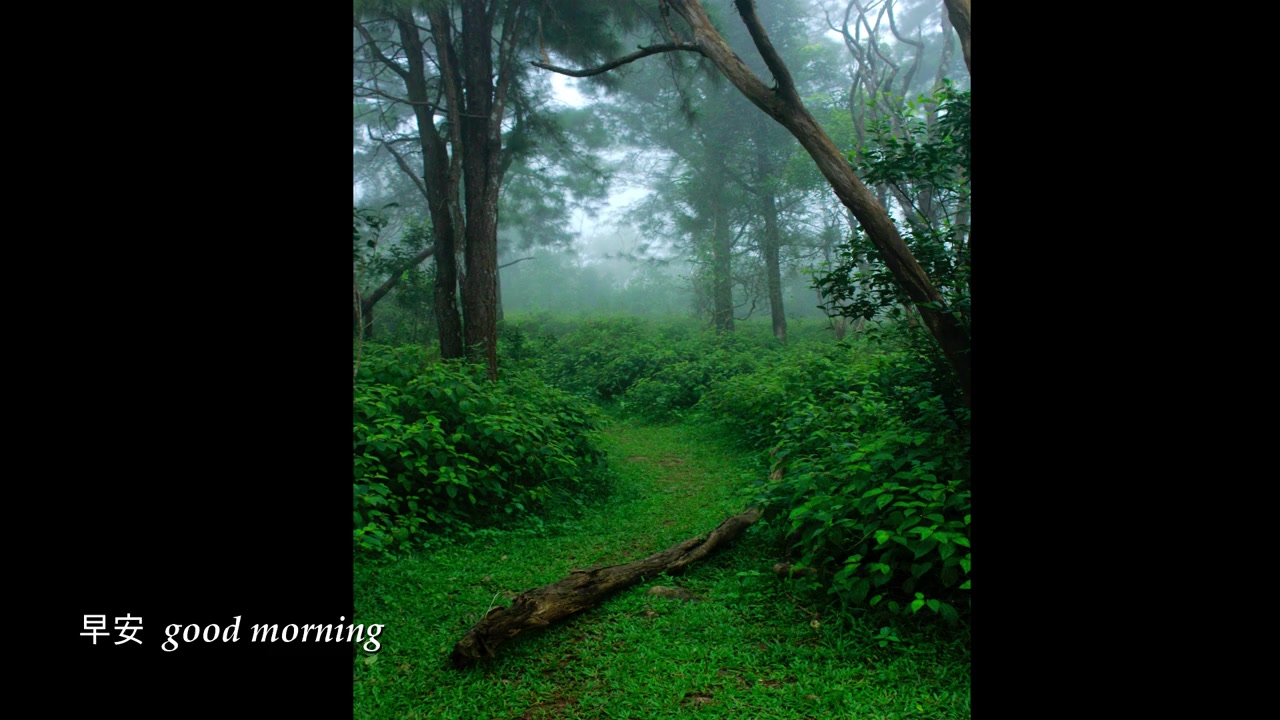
<box><xmin>450</xmin><ymin>507</ymin><xmax>761</xmax><ymax>668</ymax></box>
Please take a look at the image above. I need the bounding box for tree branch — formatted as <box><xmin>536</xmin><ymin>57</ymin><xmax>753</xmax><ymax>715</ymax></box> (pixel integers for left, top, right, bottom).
<box><xmin>372</xmin><ymin>131</ymin><xmax>431</xmax><ymax>203</ymax></box>
<box><xmin>531</xmin><ymin>43</ymin><xmax>702</xmax><ymax>77</ymax></box>
<box><xmin>353</xmin><ymin>85</ymin><xmax>443</xmax><ymax>109</ymax></box>
<box><xmin>365</xmin><ymin>245</ymin><xmax>438</xmax><ymax>307</ymax></box>
<box><xmin>353</xmin><ymin>19</ymin><xmax>411</xmax><ymax>83</ymax></box>
<box><xmin>731</xmin><ymin>0</ymin><xmax>800</xmax><ymax>105</ymax></box>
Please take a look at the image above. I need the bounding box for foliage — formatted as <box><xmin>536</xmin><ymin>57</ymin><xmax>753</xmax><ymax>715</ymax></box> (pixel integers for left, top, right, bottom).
<box><xmin>354</xmin><ymin>410</ymin><xmax>970</xmax><ymax>718</ymax></box>
<box><xmin>352</xmin><ymin>205</ymin><xmax>392</xmax><ymax>261</ymax></box>
<box><xmin>353</xmin><ymin>344</ymin><xmax>607</xmax><ymax>557</ymax></box>
<box><xmin>704</xmin><ymin>330</ymin><xmax>970</xmax><ymax>619</ymax></box>
<box><xmin>506</xmin><ymin>316</ymin><xmax>797</xmax><ymax>419</ymax></box>
<box><xmin>814</xmin><ymin>83</ymin><xmax>971</xmax><ymax>331</ymax></box>
<box><xmin>370</xmin><ymin>217</ymin><xmax>438</xmax><ymax>344</ymax></box>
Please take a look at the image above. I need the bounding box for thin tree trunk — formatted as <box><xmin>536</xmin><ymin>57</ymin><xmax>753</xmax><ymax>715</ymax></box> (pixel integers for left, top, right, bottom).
<box><xmin>711</xmin><ymin>183</ymin><xmax>734</xmax><ymax>333</ymax></box>
<box><xmin>762</xmin><ymin>193</ymin><xmax>786</xmax><ymax>343</ymax></box>
<box><xmin>755</xmin><ymin>135</ymin><xmax>786</xmax><ymax>343</ymax></box>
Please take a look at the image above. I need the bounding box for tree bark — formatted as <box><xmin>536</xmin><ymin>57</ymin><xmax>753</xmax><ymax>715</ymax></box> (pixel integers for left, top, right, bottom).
<box><xmin>710</xmin><ymin>181</ymin><xmax>734</xmax><ymax>333</ymax></box>
<box><xmin>756</xmin><ymin>141</ymin><xmax>786</xmax><ymax>343</ymax></box>
<box><xmin>451</xmin><ymin>507</ymin><xmax>761</xmax><ymax>668</ymax></box>
<box><xmin>942</xmin><ymin>0</ymin><xmax>971</xmax><ymax>75</ymax></box>
<box><xmin>392</xmin><ymin>11</ymin><xmax>465</xmax><ymax>359</ymax></box>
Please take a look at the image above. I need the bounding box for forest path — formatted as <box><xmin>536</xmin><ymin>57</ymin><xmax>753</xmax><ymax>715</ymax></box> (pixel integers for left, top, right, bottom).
<box><xmin>353</xmin><ymin>416</ymin><xmax>970</xmax><ymax>719</ymax></box>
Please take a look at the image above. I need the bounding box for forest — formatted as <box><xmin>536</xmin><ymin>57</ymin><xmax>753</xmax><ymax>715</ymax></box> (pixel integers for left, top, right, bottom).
<box><xmin>353</xmin><ymin>0</ymin><xmax>970</xmax><ymax>717</ymax></box>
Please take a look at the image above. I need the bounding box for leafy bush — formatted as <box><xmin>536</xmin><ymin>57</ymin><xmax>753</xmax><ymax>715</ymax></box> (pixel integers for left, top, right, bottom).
<box><xmin>353</xmin><ymin>344</ymin><xmax>607</xmax><ymax>556</ymax></box>
<box><xmin>511</xmin><ymin>315</ymin><xmax>786</xmax><ymax>418</ymax></box>
<box><xmin>705</xmin><ymin>333</ymin><xmax>970</xmax><ymax>620</ymax></box>
<box><xmin>624</xmin><ymin>338</ymin><xmax>763</xmax><ymax>419</ymax></box>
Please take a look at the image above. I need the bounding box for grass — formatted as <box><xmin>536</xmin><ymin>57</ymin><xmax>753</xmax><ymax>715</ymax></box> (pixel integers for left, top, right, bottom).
<box><xmin>353</xmin><ymin>415</ymin><xmax>970</xmax><ymax>719</ymax></box>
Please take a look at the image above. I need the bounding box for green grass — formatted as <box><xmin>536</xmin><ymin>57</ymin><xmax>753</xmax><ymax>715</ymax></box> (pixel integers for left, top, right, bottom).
<box><xmin>353</xmin><ymin>415</ymin><xmax>970</xmax><ymax>719</ymax></box>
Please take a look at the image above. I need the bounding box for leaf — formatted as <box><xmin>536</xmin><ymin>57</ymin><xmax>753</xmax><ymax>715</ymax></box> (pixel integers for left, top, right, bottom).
<box><xmin>938</xmin><ymin>602</ymin><xmax>958</xmax><ymax>622</ymax></box>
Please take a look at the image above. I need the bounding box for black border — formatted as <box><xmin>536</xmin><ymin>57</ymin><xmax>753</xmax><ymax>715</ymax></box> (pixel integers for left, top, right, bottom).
<box><xmin>66</xmin><ymin>6</ymin><xmax>351</xmax><ymax>714</ymax></box>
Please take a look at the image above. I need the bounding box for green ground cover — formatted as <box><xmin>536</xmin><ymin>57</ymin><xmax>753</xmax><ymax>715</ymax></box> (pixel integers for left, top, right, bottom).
<box><xmin>354</xmin><ymin>415</ymin><xmax>969</xmax><ymax>719</ymax></box>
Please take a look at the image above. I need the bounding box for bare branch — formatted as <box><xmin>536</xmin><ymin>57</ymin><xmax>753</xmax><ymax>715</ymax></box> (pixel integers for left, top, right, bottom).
<box><xmin>731</xmin><ymin>0</ymin><xmax>800</xmax><ymax>104</ymax></box>
<box><xmin>372</xmin><ymin>130</ymin><xmax>431</xmax><ymax>203</ymax></box>
<box><xmin>353</xmin><ymin>19</ymin><xmax>411</xmax><ymax>83</ymax></box>
<box><xmin>353</xmin><ymin>85</ymin><xmax>444</xmax><ymax>110</ymax></box>
<box><xmin>498</xmin><ymin>256</ymin><xmax>534</xmax><ymax>269</ymax></box>
<box><xmin>531</xmin><ymin>43</ymin><xmax>702</xmax><ymax>77</ymax></box>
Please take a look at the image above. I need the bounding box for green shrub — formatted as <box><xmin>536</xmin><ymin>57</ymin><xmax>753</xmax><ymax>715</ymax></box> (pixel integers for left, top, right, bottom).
<box><xmin>705</xmin><ymin>334</ymin><xmax>970</xmax><ymax>620</ymax></box>
<box><xmin>353</xmin><ymin>344</ymin><xmax>607</xmax><ymax>556</ymax></box>
<box><xmin>514</xmin><ymin>315</ymin><xmax>785</xmax><ymax>417</ymax></box>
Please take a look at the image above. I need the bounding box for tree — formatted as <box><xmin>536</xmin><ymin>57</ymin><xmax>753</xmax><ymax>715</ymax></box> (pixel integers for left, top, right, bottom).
<box><xmin>353</xmin><ymin>206</ymin><xmax>436</xmax><ymax>340</ymax></box>
<box><xmin>354</xmin><ymin>0</ymin><xmax>634</xmax><ymax>379</ymax></box>
<box><xmin>533</xmin><ymin>0</ymin><xmax>971</xmax><ymax>404</ymax></box>
<box><xmin>813</xmin><ymin>83</ymin><xmax>970</xmax><ymax>341</ymax></box>
<box><xmin>601</xmin><ymin>5</ymin><xmax>819</xmax><ymax>339</ymax></box>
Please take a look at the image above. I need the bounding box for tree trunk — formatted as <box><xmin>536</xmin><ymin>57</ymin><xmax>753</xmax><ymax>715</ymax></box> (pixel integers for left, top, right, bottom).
<box><xmin>495</xmin><ymin>264</ymin><xmax>504</xmax><ymax>324</ymax></box>
<box><xmin>710</xmin><ymin>183</ymin><xmax>734</xmax><ymax>333</ymax></box>
<box><xmin>394</xmin><ymin>11</ymin><xmax>464</xmax><ymax>359</ymax></box>
<box><xmin>456</xmin><ymin>0</ymin><xmax>519</xmax><ymax>381</ymax></box>
<box><xmin>942</xmin><ymin>0</ymin><xmax>971</xmax><ymax>75</ymax></box>
<box><xmin>754</xmin><ymin>130</ymin><xmax>787</xmax><ymax>343</ymax></box>
<box><xmin>762</xmin><ymin>193</ymin><xmax>786</xmax><ymax>343</ymax></box>
<box><xmin>451</xmin><ymin>507</ymin><xmax>761</xmax><ymax>668</ymax></box>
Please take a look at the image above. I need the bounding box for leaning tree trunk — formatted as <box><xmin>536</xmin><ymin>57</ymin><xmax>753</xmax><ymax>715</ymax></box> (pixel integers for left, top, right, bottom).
<box><xmin>672</xmin><ymin>0</ymin><xmax>970</xmax><ymax>404</ymax></box>
<box><xmin>942</xmin><ymin>0</ymin><xmax>971</xmax><ymax>75</ymax></box>
<box><xmin>451</xmin><ymin>507</ymin><xmax>761</xmax><ymax>668</ymax></box>
<box><xmin>530</xmin><ymin>0</ymin><xmax>971</xmax><ymax>404</ymax></box>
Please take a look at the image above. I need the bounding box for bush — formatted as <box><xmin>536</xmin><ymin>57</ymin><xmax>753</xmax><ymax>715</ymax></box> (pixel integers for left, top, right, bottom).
<box><xmin>704</xmin><ymin>332</ymin><xmax>970</xmax><ymax>620</ymax></box>
<box><xmin>353</xmin><ymin>344</ymin><xmax>607</xmax><ymax>556</ymax></box>
<box><xmin>511</xmin><ymin>315</ymin><xmax>787</xmax><ymax>418</ymax></box>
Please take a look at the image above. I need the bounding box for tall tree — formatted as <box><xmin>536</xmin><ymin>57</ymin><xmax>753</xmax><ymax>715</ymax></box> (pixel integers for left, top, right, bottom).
<box><xmin>354</xmin><ymin>0</ymin><xmax>634</xmax><ymax>378</ymax></box>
